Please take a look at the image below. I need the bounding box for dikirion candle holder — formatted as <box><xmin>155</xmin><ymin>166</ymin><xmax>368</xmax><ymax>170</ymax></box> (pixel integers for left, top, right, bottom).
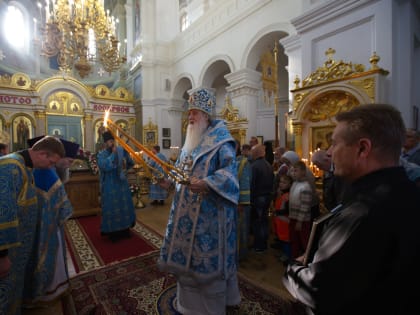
<box><xmin>103</xmin><ymin>110</ymin><xmax>190</xmax><ymax>185</ymax></box>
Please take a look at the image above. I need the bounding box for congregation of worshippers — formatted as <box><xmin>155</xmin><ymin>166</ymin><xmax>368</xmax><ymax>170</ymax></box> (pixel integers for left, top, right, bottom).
<box><xmin>1</xmin><ymin>105</ymin><xmax>420</xmax><ymax>315</ymax></box>
<box><xmin>1</xmin><ymin>1</ymin><xmax>420</xmax><ymax>314</ymax></box>
<box><xmin>235</xmin><ymin>131</ymin><xmax>420</xmax><ymax>263</ymax></box>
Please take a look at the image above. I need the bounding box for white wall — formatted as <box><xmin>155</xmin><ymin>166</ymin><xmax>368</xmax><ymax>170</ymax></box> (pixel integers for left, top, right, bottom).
<box><xmin>284</xmin><ymin>0</ymin><xmax>419</xmax><ymax>127</ymax></box>
<box><xmin>170</xmin><ymin>0</ymin><xmax>300</xmax><ymax>89</ymax></box>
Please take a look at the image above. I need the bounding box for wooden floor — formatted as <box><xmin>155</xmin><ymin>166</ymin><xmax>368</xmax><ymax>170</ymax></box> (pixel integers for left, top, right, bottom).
<box><xmin>23</xmin><ymin>194</ymin><xmax>295</xmax><ymax>314</ymax></box>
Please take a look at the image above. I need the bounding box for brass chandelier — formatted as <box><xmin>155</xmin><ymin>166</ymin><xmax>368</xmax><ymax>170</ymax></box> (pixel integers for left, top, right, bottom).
<box><xmin>40</xmin><ymin>0</ymin><xmax>126</xmax><ymax>78</ymax></box>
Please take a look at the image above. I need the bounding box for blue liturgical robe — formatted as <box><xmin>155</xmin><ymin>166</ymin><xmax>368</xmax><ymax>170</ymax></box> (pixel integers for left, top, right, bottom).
<box><xmin>97</xmin><ymin>145</ymin><xmax>136</xmax><ymax>233</ymax></box>
<box><xmin>23</xmin><ymin>168</ymin><xmax>73</xmax><ymax>302</ymax></box>
<box><xmin>148</xmin><ymin>151</ymin><xmax>169</xmax><ymax>201</ymax></box>
<box><xmin>0</xmin><ymin>153</ymin><xmax>38</xmax><ymax>315</ymax></box>
<box><xmin>158</xmin><ymin>119</ymin><xmax>239</xmax><ymax>283</ymax></box>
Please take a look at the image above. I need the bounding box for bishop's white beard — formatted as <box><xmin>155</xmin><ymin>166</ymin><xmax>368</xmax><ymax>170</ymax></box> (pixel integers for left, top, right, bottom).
<box><xmin>183</xmin><ymin>118</ymin><xmax>208</xmax><ymax>154</ymax></box>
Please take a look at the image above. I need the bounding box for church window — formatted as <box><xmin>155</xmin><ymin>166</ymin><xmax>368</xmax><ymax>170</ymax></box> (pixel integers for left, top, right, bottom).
<box><xmin>3</xmin><ymin>4</ymin><xmax>26</xmax><ymax>50</ymax></box>
<box><xmin>180</xmin><ymin>12</ymin><xmax>189</xmax><ymax>32</ymax></box>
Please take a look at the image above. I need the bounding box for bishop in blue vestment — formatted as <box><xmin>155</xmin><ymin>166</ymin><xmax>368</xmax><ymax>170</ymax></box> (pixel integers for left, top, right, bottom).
<box><xmin>158</xmin><ymin>88</ymin><xmax>240</xmax><ymax>315</ymax></box>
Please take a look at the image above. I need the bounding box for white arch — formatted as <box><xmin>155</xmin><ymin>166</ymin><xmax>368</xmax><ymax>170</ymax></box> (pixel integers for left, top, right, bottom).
<box><xmin>172</xmin><ymin>73</ymin><xmax>194</xmax><ymax>100</ymax></box>
<box><xmin>240</xmin><ymin>22</ymin><xmax>293</xmax><ymax>69</ymax></box>
<box><xmin>198</xmin><ymin>54</ymin><xmax>235</xmax><ymax>88</ymax></box>
<box><xmin>36</xmin><ymin>76</ymin><xmax>92</xmax><ymax>108</ymax></box>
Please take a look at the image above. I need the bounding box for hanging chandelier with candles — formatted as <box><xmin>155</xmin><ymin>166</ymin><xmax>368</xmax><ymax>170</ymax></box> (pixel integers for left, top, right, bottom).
<box><xmin>39</xmin><ymin>0</ymin><xmax>126</xmax><ymax>78</ymax></box>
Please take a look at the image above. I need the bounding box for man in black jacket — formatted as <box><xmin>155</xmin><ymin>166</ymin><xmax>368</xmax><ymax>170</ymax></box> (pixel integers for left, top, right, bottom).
<box><xmin>283</xmin><ymin>104</ymin><xmax>420</xmax><ymax>315</ymax></box>
<box><xmin>250</xmin><ymin>143</ymin><xmax>274</xmax><ymax>252</ymax></box>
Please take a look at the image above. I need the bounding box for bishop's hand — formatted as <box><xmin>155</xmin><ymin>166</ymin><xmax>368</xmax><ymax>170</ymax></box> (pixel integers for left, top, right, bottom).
<box><xmin>189</xmin><ymin>177</ymin><xmax>209</xmax><ymax>194</ymax></box>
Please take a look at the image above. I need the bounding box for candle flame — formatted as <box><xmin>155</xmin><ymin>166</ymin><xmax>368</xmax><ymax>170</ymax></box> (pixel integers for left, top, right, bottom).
<box><xmin>103</xmin><ymin>107</ymin><xmax>111</xmax><ymax>127</ymax></box>
<box><xmin>102</xmin><ymin>110</ymin><xmax>189</xmax><ymax>184</ymax></box>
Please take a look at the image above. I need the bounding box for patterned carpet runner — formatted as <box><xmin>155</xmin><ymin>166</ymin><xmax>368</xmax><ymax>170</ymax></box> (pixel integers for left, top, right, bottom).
<box><xmin>64</xmin><ymin>215</ymin><xmax>305</xmax><ymax>314</ymax></box>
<box><xmin>64</xmin><ymin>252</ymin><xmax>304</xmax><ymax>315</ymax></box>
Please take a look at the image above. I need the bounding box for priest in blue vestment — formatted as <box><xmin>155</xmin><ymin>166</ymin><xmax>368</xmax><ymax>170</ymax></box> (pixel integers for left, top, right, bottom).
<box><xmin>23</xmin><ymin>136</ymin><xmax>78</xmax><ymax>305</ymax></box>
<box><xmin>158</xmin><ymin>88</ymin><xmax>241</xmax><ymax>315</ymax></box>
<box><xmin>147</xmin><ymin>145</ymin><xmax>169</xmax><ymax>205</ymax></box>
<box><xmin>97</xmin><ymin>131</ymin><xmax>136</xmax><ymax>241</ymax></box>
<box><xmin>0</xmin><ymin>136</ymin><xmax>65</xmax><ymax>315</ymax></box>
<box><xmin>23</xmin><ymin>168</ymin><xmax>73</xmax><ymax>304</ymax></box>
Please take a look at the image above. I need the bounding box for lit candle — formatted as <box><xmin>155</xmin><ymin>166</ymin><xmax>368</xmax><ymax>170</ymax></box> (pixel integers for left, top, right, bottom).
<box><xmin>103</xmin><ymin>111</ymin><xmax>189</xmax><ymax>184</ymax></box>
<box><xmin>106</xmin><ymin>120</ymin><xmax>168</xmax><ymax>175</ymax></box>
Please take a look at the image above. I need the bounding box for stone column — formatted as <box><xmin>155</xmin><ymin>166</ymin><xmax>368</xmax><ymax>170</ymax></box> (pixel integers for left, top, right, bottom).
<box><xmin>225</xmin><ymin>68</ymin><xmax>261</xmax><ymax>140</ymax></box>
<box><xmin>33</xmin><ymin>39</ymin><xmax>41</xmax><ymax>76</ymax></box>
<box><xmin>167</xmin><ymin>102</ymin><xmax>184</xmax><ymax>149</ymax></box>
<box><xmin>128</xmin><ymin>117</ymin><xmax>136</xmax><ymax>136</ymax></box>
<box><xmin>125</xmin><ymin>1</ymin><xmax>134</xmax><ymax>59</ymax></box>
<box><xmin>34</xmin><ymin>111</ymin><xmax>46</xmax><ymax>136</ymax></box>
<box><xmin>280</xmin><ymin>34</ymin><xmax>302</xmax><ymax>103</ymax></box>
<box><xmin>280</xmin><ymin>35</ymin><xmax>303</xmax><ymax>151</ymax></box>
<box><xmin>134</xmin><ymin>100</ymin><xmax>142</xmax><ymax>141</ymax></box>
<box><xmin>84</xmin><ymin>113</ymin><xmax>94</xmax><ymax>151</ymax></box>
<box><xmin>292</xmin><ymin>122</ymin><xmax>303</xmax><ymax>158</ymax></box>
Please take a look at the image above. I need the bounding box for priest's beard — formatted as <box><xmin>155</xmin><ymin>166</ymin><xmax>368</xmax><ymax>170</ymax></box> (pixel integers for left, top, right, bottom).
<box><xmin>183</xmin><ymin>118</ymin><xmax>208</xmax><ymax>154</ymax></box>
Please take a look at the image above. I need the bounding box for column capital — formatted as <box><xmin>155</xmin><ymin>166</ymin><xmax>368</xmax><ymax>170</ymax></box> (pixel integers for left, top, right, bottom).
<box><xmin>279</xmin><ymin>34</ymin><xmax>301</xmax><ymax>56</ymax></box>
<box><xmin>84</xmin><ymin>114</ymin><xmax>93</xmax><ymax>121</ymax></box>
<box><xmin>225</xmin><ymin>68</ymin><xmax>262</xmax><ymax>93</ymax></box>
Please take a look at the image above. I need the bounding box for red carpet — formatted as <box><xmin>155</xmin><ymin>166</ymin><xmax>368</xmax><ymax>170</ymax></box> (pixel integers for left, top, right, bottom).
<box><xmin>65</xmin><ymin>215</ymin><xmax>161</xmax><ymax>273</ymax></box>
